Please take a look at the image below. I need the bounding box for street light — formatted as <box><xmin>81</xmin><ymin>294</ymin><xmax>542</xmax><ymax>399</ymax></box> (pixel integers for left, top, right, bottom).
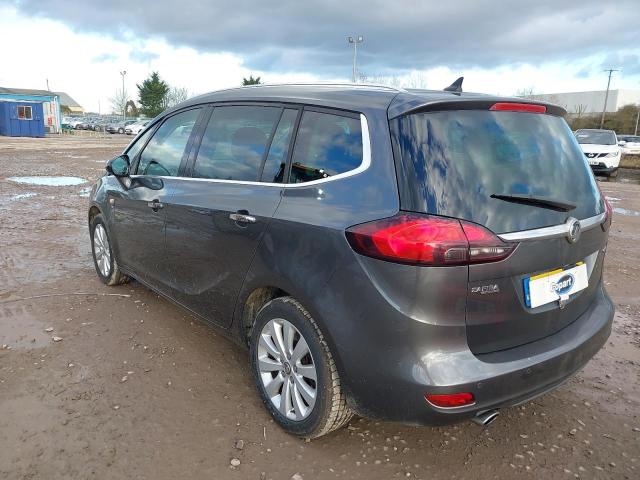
<box><xmin>120</xmin><ymin>70</ymin><xmax>127</xmax><ymax>121</ymax></box>
<box><xmin>348</xmin><ymin>35</ymin><xmax>364</xmax><ymax>83</ymax></box>
<box><xmin>600</xmin><ymin>68</ymin><xmax>619</xmax><ymax>129</ymax></box>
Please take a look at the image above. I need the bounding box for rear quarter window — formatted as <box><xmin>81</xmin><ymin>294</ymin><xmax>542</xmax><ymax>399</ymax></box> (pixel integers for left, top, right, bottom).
<box><xmin>289</xmin><ymin>111</ymin><xmax>363</xmax><ymax>183</ymax></box>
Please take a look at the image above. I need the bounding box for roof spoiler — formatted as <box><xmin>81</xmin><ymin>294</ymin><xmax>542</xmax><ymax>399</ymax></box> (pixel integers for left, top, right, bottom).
<box><xmin>444</xmin><ymin>77</ymin><xmax>464</xmax><ymax>93</ymax></box>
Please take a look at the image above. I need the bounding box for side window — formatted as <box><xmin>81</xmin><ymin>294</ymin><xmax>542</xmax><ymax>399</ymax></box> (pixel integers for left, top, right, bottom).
<box><xmin>261</xmin><ymin>109</ymin><xmax>298</xmax><ymax>183</ymax></box>
<box><xmin>289</xmin><ymin>111</ymin><xmax>363</xmax><ymax>183</ymax></box>
<box><xmin>193</xmin><ymin>106</ymin><xmax>282</xmax><ymax>181</ymax></box>
<box><xmin>137</xmin><ymin>109</ymin><xmax>200</xmax><ymax>176</ymax></box>
<box><xmin>125</xmin><ymin>126</ymin><xmax>154</xmax><ymax>165</ymax></box>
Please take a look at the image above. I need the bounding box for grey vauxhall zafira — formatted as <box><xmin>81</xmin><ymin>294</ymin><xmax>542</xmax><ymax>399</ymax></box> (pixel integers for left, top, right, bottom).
<box><xmin>88</xmin><ymin>83</ymin><xmax>614</xmax><ymax>438</ymax></box>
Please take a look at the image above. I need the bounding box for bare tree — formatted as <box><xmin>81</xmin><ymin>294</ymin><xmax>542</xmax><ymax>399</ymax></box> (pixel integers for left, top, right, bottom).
<box><xmin>109</xmin><ymin>88</ymin><xmax>128</xmax><ymax>115</ymax></box>
<box><xmin>163</xmin><ymin>86</ymin><xmax>190</xmax><ymax>109</ymax></box>
<box><xmin>573</xmin><ymin>104</ymin><xmax>588</xmax><ymax>119</ymax></box>
<box><xmin>515</xmin><ymin>87</ymin><xmax>537</xmax><ymax>98</ymax></box>
<box><xmin>360</xmin><ymin>72</ymin><xmax>427</xmax><ymax>89</ymax></box>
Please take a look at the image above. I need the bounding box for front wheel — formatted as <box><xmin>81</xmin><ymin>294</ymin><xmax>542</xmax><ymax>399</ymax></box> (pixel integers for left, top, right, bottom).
<box><xmin>608</xmin><ymin>168</ymin><xmax>619</xmax><ymax>178</ymax></box>
<box><xmin>90</xmin><ymin>214</ymin><xmax>129</xmax><ymax>286</ymax></box>
<box><xmin>118</xmin><ymin>128</ymin><xmax>125</xmax><ymax>134</ymax></box>
<box><xmin>249</xmin><ymin>297</ymin><xmax>353</xmax><ymax>438</ymax></box>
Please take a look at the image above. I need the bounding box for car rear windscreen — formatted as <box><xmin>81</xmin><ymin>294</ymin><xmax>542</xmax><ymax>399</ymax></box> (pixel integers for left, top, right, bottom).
<box><xmin>390</xmin><ymin>110</ymin><xmax>604</xmax><ymax>234</ymax></box>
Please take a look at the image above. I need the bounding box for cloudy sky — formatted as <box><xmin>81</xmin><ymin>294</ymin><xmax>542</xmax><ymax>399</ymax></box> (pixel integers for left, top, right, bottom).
<box><xmin>1</xmin><ymin>0</ymin><xmax>639</xmax><ymax>113</ymax></box>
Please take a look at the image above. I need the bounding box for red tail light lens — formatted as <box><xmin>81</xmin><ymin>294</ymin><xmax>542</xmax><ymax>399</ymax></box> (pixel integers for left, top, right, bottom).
<box><xmin>345</xmin><ymin>213</ymin><xmax>516</xmax><ymax>266</ymax></box>
<box><xmin>490</xmin><ymin>102</ymin><xmax>546</xmax><ymax>113</ymax></box>
<box><xmin>426</xmin><ymin>392</ymin><xmax>475</xmax><ymax>408</ymax></box>
<box><xmin>595</xmin><ymin>181</ymin><xmax>613</xmax><ymax>230</ymax></box>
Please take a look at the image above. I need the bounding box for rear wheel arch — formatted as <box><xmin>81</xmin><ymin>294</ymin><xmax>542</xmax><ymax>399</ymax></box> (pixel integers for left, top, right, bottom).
<box><xmin>241</xmin><ymin>286</ymin><xmax>290</xmax><ymax>344</ymax></box>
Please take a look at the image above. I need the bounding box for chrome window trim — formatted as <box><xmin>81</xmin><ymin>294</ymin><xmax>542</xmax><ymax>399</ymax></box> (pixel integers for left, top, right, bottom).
<box><xmin>498</xmin><ymin>213</ymin><xmax>606</xmax><ymax>242</ymax></box>
<box><xmin>129</xmin><ymin>113</ymin><xmax>371</xmax><ymax>188</ymax></box>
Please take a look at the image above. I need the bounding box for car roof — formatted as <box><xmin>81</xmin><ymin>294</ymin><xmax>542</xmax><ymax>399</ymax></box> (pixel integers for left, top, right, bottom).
<box><xmin>173</xmin><ymin>83</ymin><xmax>565</xmax><ymax>119</ymax></box>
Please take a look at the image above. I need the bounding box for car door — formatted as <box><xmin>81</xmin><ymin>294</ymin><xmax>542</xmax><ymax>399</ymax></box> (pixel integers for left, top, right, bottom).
<box><xmin>109</xmin><ymin>107</ymin><xmax>203</xmax><ymax>290</ymax></box>
<box><xmin>163</xmin><ymin>105</ymin><xmax>299</xmax><ymax>326</ymax></box>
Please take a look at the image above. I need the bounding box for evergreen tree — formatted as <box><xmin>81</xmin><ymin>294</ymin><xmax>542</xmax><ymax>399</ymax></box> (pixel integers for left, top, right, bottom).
<box><xmin>137</xmin><ymin>72</ymin><xmax>169</xmax><ymax>117</ymax></box>
<box><xmin>242</xmin><ymin>75</ymin><xmax>262</xmax><ymax>86</ymax></box>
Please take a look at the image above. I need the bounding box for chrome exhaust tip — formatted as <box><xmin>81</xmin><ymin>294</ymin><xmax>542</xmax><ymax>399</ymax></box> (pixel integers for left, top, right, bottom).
<box><xmin>471</xmin><ymin>409</ymin><xmax>499</xmax><ymax>427</ymax></box>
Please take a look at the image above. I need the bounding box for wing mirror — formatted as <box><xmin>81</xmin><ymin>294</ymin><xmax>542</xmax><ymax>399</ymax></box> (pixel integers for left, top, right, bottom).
<box><xmin>106</xmin><ymin>155</ymin><xmax>130</xmax><ymax>177</ymax></box>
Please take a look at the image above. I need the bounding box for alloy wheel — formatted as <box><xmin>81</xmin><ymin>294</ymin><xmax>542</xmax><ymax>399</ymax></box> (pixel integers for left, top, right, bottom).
<box><xmin>93</xmin><ymin>224</ymin><xmax>112</xmax><ymax>277</ymax></box>
<box><xmin>257</xmin><ymin>318</ymin><xmax>318</xmax><ymax>421</ymax></box>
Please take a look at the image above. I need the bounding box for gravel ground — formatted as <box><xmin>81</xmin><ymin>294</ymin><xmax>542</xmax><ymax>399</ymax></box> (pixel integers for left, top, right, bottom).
<box><xmin>0</xmin><ymin>135</ymin><xmax>638</xmax><ymax>480</ymax></box>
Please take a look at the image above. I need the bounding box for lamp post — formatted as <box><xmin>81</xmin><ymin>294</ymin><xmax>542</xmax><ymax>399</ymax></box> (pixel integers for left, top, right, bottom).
<box><xmin>120</xmin><ymin>70</ymin><xmax>127</xmax><ymax>121</ymax></box>
<box><xmin>347</xmin><ymin>36</ymin><xmax>364</xmax><ymax>83</ymax></box>
<box><xmin>600</xmin><ymin>69</ymin><xmax>618</xmax><ymax>129</ymax></box>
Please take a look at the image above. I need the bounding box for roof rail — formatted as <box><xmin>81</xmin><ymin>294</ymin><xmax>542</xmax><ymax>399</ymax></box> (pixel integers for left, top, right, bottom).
<box><xmin>211</xmin><ymin>82</ymin><xmax>407</xmax><ymax>94</ymax></box>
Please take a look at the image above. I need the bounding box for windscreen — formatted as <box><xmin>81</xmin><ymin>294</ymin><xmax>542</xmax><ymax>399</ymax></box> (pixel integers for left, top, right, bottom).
<box><xmin>391</xmin><ymin>110</ymin><xmax>604</xmax><ymax>234</ymax></box>
<box><xmin>575</xmin><ymin>130</ymin><xmax>616</xmax><ymax>145</ymax></box>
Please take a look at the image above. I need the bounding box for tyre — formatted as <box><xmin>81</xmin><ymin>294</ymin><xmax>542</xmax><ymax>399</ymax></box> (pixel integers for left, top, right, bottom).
<box><xmin>118</xmin><ymin>128</ymin><xmax>125</xmax><ymax>134</ymax></box>
<box><xmin>90</xmin><ymin>214</ymin><xmax>129</xmax><ymax>286</ymax></box>
<box><xmin>608</xmin><ymin>168</ymin><xmax>619</xmax><ymax>178</ymax></box>
<box><xmin>249</xmin><ymin>297</ymin><xmax>353</xmax><ymax>438</ymax></box>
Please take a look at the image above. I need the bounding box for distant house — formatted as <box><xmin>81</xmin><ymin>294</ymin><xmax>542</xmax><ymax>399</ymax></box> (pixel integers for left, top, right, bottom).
<box><xmin>0</xmin><ymin>87</ymin><xmax>83</xmax><ymax>135</ymax></box>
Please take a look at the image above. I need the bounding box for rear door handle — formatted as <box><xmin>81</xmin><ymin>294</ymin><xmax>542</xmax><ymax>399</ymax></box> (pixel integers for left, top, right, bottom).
<box><xmin>147</xmin><ymin>200</ymin><xmax>164</xmax><ymax>211</ymax></box>
<box><xmin>229</xmin><ymin>213</ymin><xmax>256</xmax><ymax>224</ymax></box>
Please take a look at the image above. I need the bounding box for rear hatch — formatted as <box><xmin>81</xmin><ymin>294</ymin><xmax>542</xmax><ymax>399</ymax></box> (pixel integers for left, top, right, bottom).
<box><xmin>390</xmin><ymin>102</ymin><xmax>609</xmax><ymax>354</ymax></box>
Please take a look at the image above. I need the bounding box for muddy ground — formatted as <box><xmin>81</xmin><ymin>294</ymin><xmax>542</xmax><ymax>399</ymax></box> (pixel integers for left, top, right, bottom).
<box><xmin>0</xmin><ymin>134</ymin><xmax>638</xmax><ymax>480</ymax></box>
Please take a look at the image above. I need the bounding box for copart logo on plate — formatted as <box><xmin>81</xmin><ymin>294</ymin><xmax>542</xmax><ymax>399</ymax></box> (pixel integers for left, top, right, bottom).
<box><xmin>551</xmin><ymin>274</ymin><xmax>575</xmax><ymax>295</ymax></box>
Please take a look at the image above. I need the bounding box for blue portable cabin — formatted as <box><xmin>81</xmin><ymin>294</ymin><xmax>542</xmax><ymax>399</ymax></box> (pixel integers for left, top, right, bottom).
<box><xmin>0</xmin><ymin>101</ymin><xmax>45</xmax><ymax>137</ymax></box>
<box><xmin>0</xmin><ymin>87</ymin><xmax>63</xmax><ymax>136</ymax></box>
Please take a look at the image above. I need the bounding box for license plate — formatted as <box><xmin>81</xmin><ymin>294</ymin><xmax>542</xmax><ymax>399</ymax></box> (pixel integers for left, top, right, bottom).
<box><xmin>589</xmin><ymin>161</ymin><xmax>599</xmax><ymax>166</ymax></box>
<box><xmin>523</xmin><ymin>263</ymin><xmax>588</xmax><ymax>308</ymax></box>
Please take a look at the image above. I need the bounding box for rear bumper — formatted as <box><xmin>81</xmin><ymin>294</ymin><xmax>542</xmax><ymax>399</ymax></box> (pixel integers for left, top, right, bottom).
<box><xmin>322</xmin><ymin>267</ymin><xmax>613</xmax><ymax>425</ymax></box>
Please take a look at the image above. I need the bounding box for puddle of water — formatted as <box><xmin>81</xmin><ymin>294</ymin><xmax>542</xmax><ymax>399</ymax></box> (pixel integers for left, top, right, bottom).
<box><xmin>0</xmin><ymin>305</ymin><xmax>52</xmax><ymax>350</ymax></box>
<box><xmin>606</xmin><ymin>196</ymin><xmax>621</xmax><ymax>203</ymax></box>
<box><xmin>597</xmin><ymin>169</ymin><xmax>640</xmax><ymax>185</ymax></box>
<box><xmin>9</xmin><ymin>192</ymin><xmax>37</xmax><ymax>201</ymax></box>
<box><xmin>8</xmin><ymin>176</ymin><xmax>87</xmax><ymax>186</ymax></box>
<box><xmin>613</xmin><ymin>207</ymin><xmax>640</xmax><ymax>217</ymax></box>
<box><xmin>78</xmin><ymin>187</ymin><xmax>92</xmax><ymax>198</ymax></box>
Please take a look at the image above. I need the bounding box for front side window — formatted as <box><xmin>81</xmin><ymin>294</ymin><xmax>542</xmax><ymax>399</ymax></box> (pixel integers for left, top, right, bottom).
<box><xmin>137</xmin><ymin>109</ymin><xmax>200</xmax><ymax>176</ymax></box>
<box><xmin>193</xmin><ymin>106</ymin><xmax>282</xmax><ymax>181</ymax></box>
<box><xmin>125</xmin><ymin>126</ymin><xmax>155</xmax><ymax>164</ymax></box>
<box><xmin>289</xmin><ymin>111</ymin><xmax>363</xmax><ymax>183</ymax></box>
<box><xmin>17</xmin><ymin>106</ymin><xmax>33</xmax><ymax>120</ymax></box>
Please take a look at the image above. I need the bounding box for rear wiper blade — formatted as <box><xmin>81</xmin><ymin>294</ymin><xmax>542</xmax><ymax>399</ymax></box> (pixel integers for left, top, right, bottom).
<box><xmin>490</xmin><ymin>193</ymin><xmax>576</xmax><ymax>212</ymax></box>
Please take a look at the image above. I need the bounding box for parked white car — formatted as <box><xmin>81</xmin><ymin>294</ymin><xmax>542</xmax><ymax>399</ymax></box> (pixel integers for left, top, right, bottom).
<box><xmin>125</xmin><ymin>121</ymin><xmax>149</xmax><ymax>135</ymax></box>
<box><xmin>575</xmin><ymin>129</ymin><xmax>621</xmax><ymax>177</ymax></box>
<box><xmin>618</xmin><ymin>135</ymin><xmax>640</xmax><ymax>155</ymax></box>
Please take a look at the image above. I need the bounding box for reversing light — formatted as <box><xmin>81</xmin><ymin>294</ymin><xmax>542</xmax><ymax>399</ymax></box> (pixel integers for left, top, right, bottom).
<box><xmin>425</xmin><ymin>392</ymin><xmax>475</xmax><ymax>408</ymax></box>
<box><xmin>490</xmin><ymin>102</ymin><xmax>547</xmax><ymax>113</ymax></box>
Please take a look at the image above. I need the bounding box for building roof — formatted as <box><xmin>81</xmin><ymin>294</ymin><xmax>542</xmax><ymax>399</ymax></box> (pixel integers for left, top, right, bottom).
<box><xmin>0</xmin><ymin>86</ymin><xmax>55</xmax><ymax>97</ymax></box>
<box><xmin>0</xmin><ymin>87</ymin><xmax>83</xmax><ymax>110</ymax></box>
<box><xmin>177</xmin><ymin>83</ymin><xmax>564</xmax><ymax>119</ymax></box>
<box><xmin>54</xmin><ymin>91</ymin><xmax>82</xmax><ymax>109</ymax></box>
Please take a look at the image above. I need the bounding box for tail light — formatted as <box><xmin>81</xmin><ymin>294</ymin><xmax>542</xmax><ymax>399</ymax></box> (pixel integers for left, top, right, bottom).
<box><xmin>345</xmin><ymin>213</ymin><xmax>516</xmax><ymax>266</ymax></box>
<box><xmin>490</xmin><ymin>102</ymin><xmax>547</xmax><ymax>113</ymax></box>
<box><xmin>595</xmin><ymin>181</ymin><xmax>613</xmax><ymax>231</ymax></box>
<box><xmin>426</xmin><ymin>392</ymin><xmax>475</xmax><ymax>408</ymax></box>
